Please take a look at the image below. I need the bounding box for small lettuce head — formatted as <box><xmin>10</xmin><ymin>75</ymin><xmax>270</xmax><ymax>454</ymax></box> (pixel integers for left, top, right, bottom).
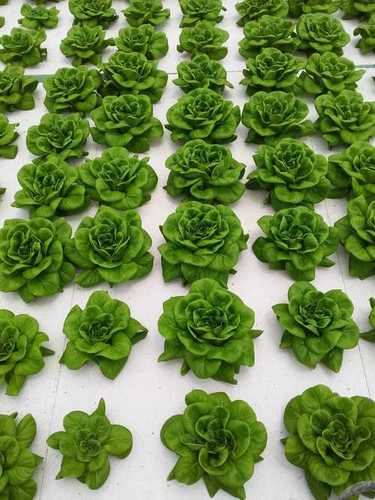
<box><xmin>179</xmin><ymin>0</ymin><xmax>225</xmax><ymax>27</ymax></box>
<box><xmin>158</xmin><ymin>279</ymin><xmax>261</xmax><ymax>383</ymax></box>
<box><xmin>296</xmin><ymin>14</ymin><xmax>350</xmax><ymax>54</ymax></box>
<box><xmin>123</xmin><ymin>0</ymin><xmax>170</xmax><ymax>27</ymax></box>
<box><xmin>161</xmin><ymin>389</ymin><xmax>267</xmax><ymax>500</ymax></box>
<box><xmin>159</xmin><ymin>201</ymin><xmax>248</xmax><ymax>286</ymax></box>
<box><xmin>115</xmin><ymin>24</ymin><xmax>168</xmax><ymax>60</ymax></box>
<box><xmin>335</xmin><ymin>195</ymin><xmax>375</xmax><ymax>279</ymax></box>
<box><xmin>60</xmin><ymin>25</ymin><xmax>114</xmax><ymax>67</ymax></box>
<box><xmin>236</xmin><ymin>0</ymin><xmax>289</xmax><ymax>26</ymax></box>
<box><xmin>166</xmin><ymin>89</ymin><xmax>240</xmax><ymax>144</ymax></box>
<box><xmin>273</xmin><ymin>281</ymin><xmax>359</xmax><ymax>371</ymax></box>
<box><xmin>0</xmin><ymin>28</ymin><xmax>47</xmax><ymax>67</ymax></box>
<box><xmin>253</xmin><ymin>206</ymin><xmax>339</xmax><ymax>281</ymax></box>
<box><xmin>0</xmin><ymin>65</ymin><xmax>38</xmax><ymax>113</ymax></box>
<box><xmin>177</xmin><ymin>21</ymin><xmax>229</xmax><ymax>60</ymax></box>
<box><xmin>69</xmin><ymin>0</ymin><xmax>118</xmax><ymax>28</ymax></box>
<box><xmin>283</xmin><ymin>385</ymin><xmax>375</xmax><ymax>500</ymax></box>
<box><xmin>354</xmin><ymin>15</ymin><xmax>375</xmax><ymax>54</ymax></box>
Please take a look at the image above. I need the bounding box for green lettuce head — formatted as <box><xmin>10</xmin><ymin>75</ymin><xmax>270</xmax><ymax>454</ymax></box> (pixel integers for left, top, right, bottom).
<box><xmin>354</xmin><ymin>15</ymin><xmax>375</xmax><ymax>54</ymax></box>
<box><xmin>18</xmin><ymin>4</ymin><xmax>59</xmax><ymax>30</ymax></box>
<box><xmin>253</xmin><ymin>206</ymin><xmax>338</xmax><ymax>281</ymax></box>
<box><xmin>0</xmin><ymin>310</ymin><xmax>54</xmax><ymax>395</ymax></box>
<box><xmin>47</xmin><ymin>399</ymin><xmax>132</xmax><ymax>490</ymax></box>
<box><xmin>0</xmin><ymin>216</ymin><xmax>75</xmax><ymax>302</ymax></box>
<box><xmin>328</xmin><ymin>142</ymin><xmax>375</xmax><ymax>198</ymax></box>
<box><xmin>13</xmin><ymin>157</ymin><xmax>88</xmax><ymax>218</ymax></box>
<box><xmin>0</xmin><ymin>412</ymin><xmax>42</xmax><ymax>499</ymax></box>
<box><xmin>289</xmin><ymin>0</ymin><xmax>341</xmax><ymax>17</ymax></box>
<box><xmin>166</xmin><ymin>89</ymin><xmax>240</xmax><ymax>144</ymax></box>
<box><xmin>79</xmin><ymin>147</ymin><xmax>158</xmax><ymax>210</ymax></box>
<box><xmin>360</xmin><ymin>297</ymin><xmax>375</xmax><ymax>343</ymax></box>
<box><xmin>115</xmin><ymin>24</ymin><xmax>168</xmax><ymax>60</ymax></box>
<box><xmin>64</xmin><ymin>206</ymin><xmax>153</xmax><ymax>288</ymax></box>
<box><xmin>179</xmin><ymin>0</ymin><xmax>225</xmax><ymax>26</ymax></box>
<box><xmin>159</xmin><ymin>201</ymin><xmax>248</xmax><ymax>286</ymax></box>
<box><xmin>158</xmin><ymin>279</ymin><xmax>261</xmax><ymax>383</ymax></box>
<box><xmin>236</xmin><ymin>0</ymin><xmax>288</xmax><ymax>26</ymax></box>
<box><xmin>296</xmin><ymin>14</ymin><xmax>350</xmax><ymax>54</ymax></box>
<box><xmin>44</xmin><ymin>67</ymin><xmax>101</xmax><ymax>114</ymax></box>
<box><xmin>60</xmin><ymin>25</ymin><xmax>115</xmax><ymax>67</ymax></box>
<box><xmin>177</xmin><ymin>21</ymin><xmax>229</xmax><ymax>60</ymax></box>
<box><xmin>273</xmin><ymin>282</ymin><xmax>359</xmax><ymax>372</ymax></box>
<box><xmin>315</xmin><ymin>90</ymin><xmax>375</xmax><ymax>147</ymax></box>
<box><xmin>247</xmin><ymin>139</ymin><xmax>330</xmax><ymax>210</ymax></box>
<box><xmin>242</xmin><ymin>91</ymin><xmax>313</xmax><ymax>144</ymax></box>
<box><xmin>101</xmin><ymin>51</ymin><xmax>168</xmax><ymax>103</ymax></box>
<box><xmin>241</xmin><ymin>48</ymin><xmax>304</xmax><ymax>96</ymax></box>
<box><xmin>91</xmin><ymin>94</ymin><xmax>163</xmax><ymax>153</ymax></box>
<box><xmin>161</xmin><ymin>389</ymin><xmax>267</xmax><ymax>500</ymax></box>
<box><xmin>123</xmin><ymin>0</ymin><xmax>170</xmax><ymax>27</ymax></box>
<box><xmin>335</xmin><ymin>195</ymin><xmax>375</xmax><ymax>279</ymax></box>
<box><xmin>69</xmin><ymin>0</ymin><xmax>118</xmax><ymax>28</ymax></box>
<box><xmin>61</xmin><ymin>291</ymin><xmax>147</xmax><ymax>379</ymax></box>
<box><xmin>0</xmin><ymin>65</ymin><xmax>38</xmax><ymax>113</ymax></box>
<box><xmin>27</xmin><ymin>113</ymin><xmax>90</xmax><ymax>160</ymax></box>
<box><xmin>298</xmin><ymin>52</ymin><xmax>365</xmax><ymax>96</ymax></box>
<box><xmin>342</xmin><ymin>0</ymin><xmax>375</xmax><ymax>18</ymax></box>
<box><xmin>283</xmin><ymin>385</ymin><xmax>375</xmax><ymax>499</ymax></box>
<box><xmin>174</xmin><ymin>54</ymin><xmax>232</xmax><ymax>93</ymax></box>
<box><xmin>0</xmin><ymin>28</ymin><xmax>47</xmax><ymax>67</ymax></box>
<box><xmin>239</xmin><ymin>16</ymin><xmax>299</xmax><ymax>58</ymax></box>
<box><xmin>165</xmin><ymin>139</ymin><xmax>245</xmax><ymax>204</ymax></box>
<box><xmin>0</xmin><ymin>114</ymin><xmax>18</xmax><ymax>159</ymax></box>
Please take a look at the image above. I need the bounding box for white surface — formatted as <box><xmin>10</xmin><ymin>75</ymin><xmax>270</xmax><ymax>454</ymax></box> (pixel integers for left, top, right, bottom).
<box><xmin>0</xmin><ymin>1</ymin><xmax>374</xmax><ymax>500</ymax></box>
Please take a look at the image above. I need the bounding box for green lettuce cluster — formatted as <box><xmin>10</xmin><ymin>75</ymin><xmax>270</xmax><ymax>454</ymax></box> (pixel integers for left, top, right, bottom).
<box><xmin>123</xmin><ymin>0</ymin><xmax>170</xmax><ymax>27</ymax></box>
<box><xmin>242</xmin><ymin>91</ymin><xmax>313</xmax><ymax>144</ymax></box>
<box><xmin>161</xmin><ymin>389</ymin><xmax>267</xmax><ymax>500</ymax></box>
<box><xmin>179</xmin><ymin>0</ymin><xmax>225</xmax><ymax>26</ymax></box>
<box><xmin>298</xmin><ymin>52</ymin><xmax>365</xmax><ymax>96</ymax></box>
<box><xmin>241</xmin><ymin>48</ymin><xmax>304</xmax><ymax>96</ymax></box>
<box><xmin>159</xmin><ymin>201</ymin><xmax>248</xmax><ymax>286</ymax></box>
<box><xmin>361</xmin><ymin>298</ymin><xmax>375</xmax><ymax>343</ymax></box>
<box><xmin>239</xmin><ymin>16</ymin><xmax>299</xmax><ymax>58</ymax></box>
<box><xmin>64</xmin><ymin>206</ymin><xmax>153</xmax><ymax>287</ymax></box>
<box><xmin>60</xmin><ymin>26</ymin><xmax>115</xmax><ymax>67</ymax></box>
<box><xmin>115</xmin><ymin>25</ymin><xmax>168</xmax><ymax>60</ymax></box>
<box><xmin>174</xmin><ymin>54</ymin><xmax>232</xmax><ymax>93</ymax></box>
<box><xmin>13</xmin><ymin>157</ymin><xmax>88</xmax><ymax>218</ymax></box>
<box><xmin>61</xmin><ymin>291</ymin><xmax>147</xmax><ymax>379</ymax></box>
<box><xmin>0</xmin><ymin>114</ymin><xmax>18</xmax><ymax>159</ymax></box>
<box><xmin>283</xmin><ymin>385</ymin><xmax>375</xmax><ymax>500</ymax></box>
<box><xmin>328</xmin><ymin>142</ymin><xmax>375</xmax><ymax>198</ymax></box>
<box><xmin>236</xmin><ymin>0</ymin><xmax>289</xmax><ymax>26</ymax></box>
<box><xmin>273</xmin><ymin>282</ymin><xmax>359</xmax><ymax>372</ymax></box>
<box><xmin>47</xmin><ymin>399</ymin><xmax>132</xmax><ymax>490</ymax></box>
<box><xmin>165</xmin><ymin>140</ymin><xmax>245</xmax><ymax>204</ymax></box>
<box><xmin>289</xmin><ymin>0</ymin><xmax>341</xmax><ymax>17</ymax></box>
<box><xmin>0</xmin><ymin>412</ymin><xmax>42</xmax><ymax>499</ymax></box>
<box><xmin>27</xmin><ymin>113</ymin><xmax>90</xmax><ymax>160</ymax></box>
<box><xmin>178</xmin><ymin>21</ymin><xmax>228</xmax><ymax>60</ymax></box>
<box><xmin>354</xmin><ymin>15</ymin><xmax>375</xmax><ymax>54</ymax></box>
<box><xmin>342</xmin><ymin>0</ymin><xmax>375</xmax><ymax>19</ymax></box>
<box><xmin>247</xmin><ymin>139</ymin><xmax>330</xmax><ymax>210</ymax></box>
<box><xmin>296</xmin><ymin>14</ymin><xmax>351</xmax><ymax>54</ymax></box>
<box><xmin>44</xmin><ymin>67</ymin><xmax>101</xmax><ymax>114</ymax></box>
<box><xmin>91</xmin><ymin>94</ymin><xmax>163</xmax><ymax>153</ymax></box>
<box><xmin>79</xmin><ymin>147</ymin><xmax>158</xmax><ymax>210</ymax></box>
<box><xmin>18</xmin><ymin>4</ymin><xmax>59</xmax><ymax>30</ymax></box>
<box><xmin>253</xmin><ymin>206</ymin><xmax>338</xmax><ymax>281</ymax></box>
<box><xmin>315</xmin><ymin>90</ymin><xmax>375</xmax><ymax>147</ymax></box>
<box><xmin>158</xmin><ymin>279</ymin><xmax>261</xmax><ymax>384</ymax></box>
<box><xmin>0</xmin><ymin>66</ymin><xmax>38</xmax><ymax>113</ymax></box>
<box><xmin>101</xmin><ymin>51</ymin><xmax>168</xmax><ymax>103</ymax></box>
<box><xmin>0</xmin><ymin>216</ymin><xmax>75</xmax><ymax>302</ymax></box>
<box><xmin>69</xmin><ymin>0</ymin><xmax>118</xmax><ymax>28</ymax></box>
<box><xmin>0</xmin><ymin>28</ymin><xmax>47</xmax><ymax>67</ymax></box>
<box><xmin>335</xmin><ymin>195</ymin><xmax>375</xmax><ymax>279</ymax></box>
<box><xmin>0</xmin><ymin>309</ymin><xmax>54</xmax><ymax>395</ymax></box>
<box><xmin>166</xmin><ymin>89</ymin><xmax>240</xmax><ymax>144</ymax></box>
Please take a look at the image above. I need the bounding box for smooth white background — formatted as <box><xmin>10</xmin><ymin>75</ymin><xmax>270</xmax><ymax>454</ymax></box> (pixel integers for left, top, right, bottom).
<box><xmin>0</xmin><ymin>1</ymin><xmax>374</xmax><ymax>499</ymax></box>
